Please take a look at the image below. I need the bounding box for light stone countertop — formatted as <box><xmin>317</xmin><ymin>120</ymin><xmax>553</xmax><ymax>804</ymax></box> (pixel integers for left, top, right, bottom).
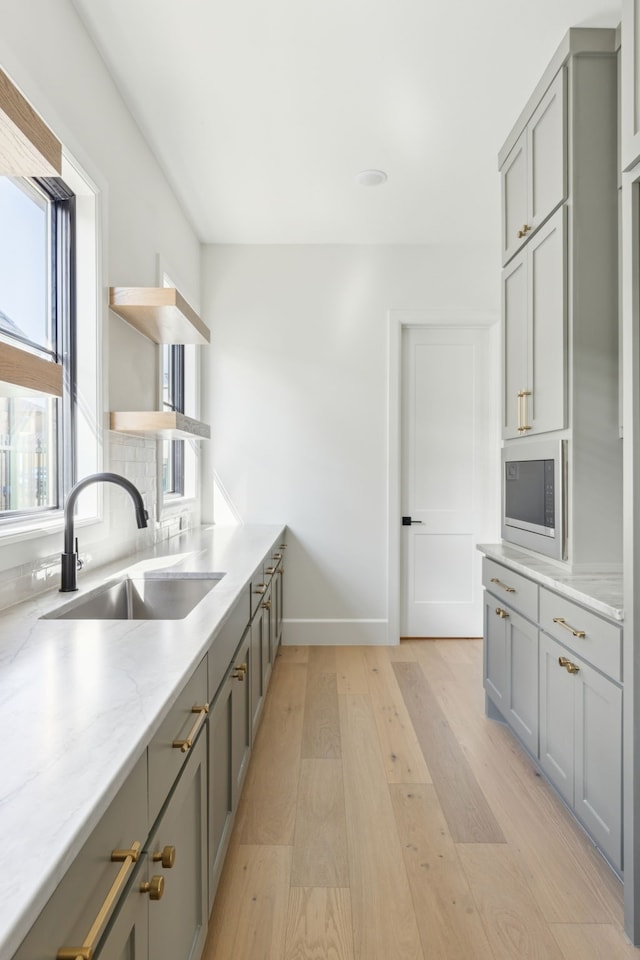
<box><xmin>0</xmin><ymin>523</ymin><xmax>285</xmax><ymax>960</ymax></box>
<box><xmin>477</xmin><ymin>543</ymin><xmax>624</xmax><ymax>621</ymax></box>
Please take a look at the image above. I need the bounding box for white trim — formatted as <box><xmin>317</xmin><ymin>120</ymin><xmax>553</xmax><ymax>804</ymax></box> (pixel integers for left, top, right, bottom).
<box><xmin>283</xmin><ymin>619</ymin><xmax>389</xmax><ymax>646</ymax></box>
<box><xmin>386</xmin><ymin>309</ymin><xmax>499</xmax><ymax>644</ymax></box>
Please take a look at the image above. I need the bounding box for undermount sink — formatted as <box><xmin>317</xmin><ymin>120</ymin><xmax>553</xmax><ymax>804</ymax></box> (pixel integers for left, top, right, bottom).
<box><xmin>42</xmin><ymin>571</ymin><xmax>225</xmax><ymax>621</ymax></box>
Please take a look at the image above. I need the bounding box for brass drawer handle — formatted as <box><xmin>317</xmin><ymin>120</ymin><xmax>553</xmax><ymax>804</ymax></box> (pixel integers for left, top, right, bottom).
<box><xmin>273</xmin><ymin>553</ymin><xmax>283</xmax><ymax>560</ymax></box>
<box><xmin>495</xmin><ymin>607</ymin><xmax>509</xmax><ymax>619</ymax></box>
<box><xmin>262</xmin><ymin>600</ymin><xmax>272</xmax><ymax>610</ymax></box>
<box><xmin>517</xmin><ymin>224</ymin><xmax>531</xmax><ymax>238</ymax></box>
<box><xmin>57</xmin><ymin>841</ymin><xmax>141</xmax><ymax>959</ymax></box>
<box><xmin>254</xmin><ymin>584</ymin><xmax>266</xmax><ymax>595</ymax></box>
<box><xmin>553</xmin><ymin>617</ymin><xmax>586</xmax><ymax>639</ymax></box>
<box><xmin>490</xmin><ymin>577</ymin><xmax>516</xmax><ymax>594</ymax></box>
<box><xmin>558</xmin><ymin>655</ymin><xmax>580</xmax><ymax>674</ymax></box>
<box><xmin>172</xmin><ymin>704</ymin><xmax>209</xmax><ymax>753</ymax></box>
<box><xmin>265</xmin><ymin>566</ymin><xmax>276</xmax><ymax>574</ymax></box>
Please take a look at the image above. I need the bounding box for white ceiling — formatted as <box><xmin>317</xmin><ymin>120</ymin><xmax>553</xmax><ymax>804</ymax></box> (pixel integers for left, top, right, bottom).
<box><xmin>71</xmin><ymin>0</ymin><xmax>621</xmax><ymax>247</ymax></box>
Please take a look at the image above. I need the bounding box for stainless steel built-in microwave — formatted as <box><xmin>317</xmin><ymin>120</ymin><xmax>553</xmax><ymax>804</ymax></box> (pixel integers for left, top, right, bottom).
<box><xmin>501</xmin><ymin>439</ymin><xmax>567</xmax><ymax>561</ymax></box>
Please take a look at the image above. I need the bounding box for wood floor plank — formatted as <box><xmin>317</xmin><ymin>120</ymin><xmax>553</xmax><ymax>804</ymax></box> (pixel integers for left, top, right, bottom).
<box><xmin>278</xmin><ymin>645</ymin><xmax>310</xmax><ymax>663</ymax></box>
<box><xmin>434</xmin><ymin>638</ymin><xmax>481</xmax><ymax>664</ymax></box>
<box><xmin>458</xmin><ymin>843</ymin><xmax>565</xmax><ymax>960</ymax></box>
<box><xmin>241</xmin><ymin>661</ymin><xmax>307</xmax><ymax>844</ymax></box>
<box><xmin>204</xmin><ymin>845</ymin><xmax>291</xmax><ymax>960</ymax></box>
<box><xmin>284</xmin><ymin>887</ymin><xmax>355</xmax><ymax>960</ymax></box>
<box><xmin>390</xmin><ymin>783</ymin><xmax>495</xmax><ymax>960</ymax></box>
<box><xmin>386</xmin><ymin>641</ymin><xmax>420</xmax><ymax>661</ymax></box>
<box><xmin>335</xmin><ymin>646</ymin><xmax>369</xmax><ymax>695</ymax></box>
<box><xmin>301</xmin><ymin>647</ymin><xmax>341</xmax><ymax>759</ymax></box>
<box><xmin>410</xmin><ymin>638</ymin><xmax>460</xmax><ymax>683</ymax></box>
<box><xmin>339</xmin><ymin>693</ymin><xmax>424</xmax><ymax>960</ymax></box>
<box><xmin>549</xmin><ymin>923</ymin><xmax>638</xmax><ymax>959</ymax></box>
<box><xmin>363</xmin><ymin>647</ymin><xmax>432</xmax><ymax>783</ymax></box>
<box><xmin>433</xmin><ymin>673</ymin><xmax>622</xmax><ymax>925</ymax></box>
<box><xmin>291</xmin><ymin>759</ymin><xmax>349</xmax><ymax>887</ymax></box>
<box><xmin>393</xmin><ymin>660</ymin><xmax>505</xmax><ymax>843</ymax></box>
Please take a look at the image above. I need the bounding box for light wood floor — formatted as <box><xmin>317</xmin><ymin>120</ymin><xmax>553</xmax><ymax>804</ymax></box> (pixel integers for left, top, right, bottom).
<box><xmin>202</xmin><ymin>640</ymin><xmax>636</xmax><ymax>959</ymax></box>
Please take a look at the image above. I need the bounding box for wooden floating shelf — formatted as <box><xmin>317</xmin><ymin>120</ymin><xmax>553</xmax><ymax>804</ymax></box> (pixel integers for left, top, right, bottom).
<box><xmin>0</xmin><ymin>341</ymin><xmax>63</xmax><ymax>398</ymax></box>
<box><xmin>109</xmin><ymin>287</ymin><xmax>210</xmax><ymax>345</ymax></box>
<box><xmin>110</xmin><ymin>411</ymin><xmax>211</xmax><ymax>440</ymax></box>
<box><xmin>0</xmin><ymin>67</ymin><xmax>61</xmax><ymax>176</ymax></box>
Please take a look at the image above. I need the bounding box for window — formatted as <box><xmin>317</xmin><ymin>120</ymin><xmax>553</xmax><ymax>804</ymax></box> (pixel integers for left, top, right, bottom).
<box><xmin>161</xmin><ymin>343</ymin><xmax>184</xmax><ymax>496</ymax></box>
<box><xmin>0</xmin><ymin>176</ymin><xmax>75</xmax><ymax>519</ymax></box>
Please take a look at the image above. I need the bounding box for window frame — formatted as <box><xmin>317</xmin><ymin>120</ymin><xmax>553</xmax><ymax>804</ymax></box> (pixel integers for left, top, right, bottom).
<box><xmin>0</xmin><ymin>174</ymin><xmax>76</xmax><ymax>524</ymax></box>
<box><xmin>162</xmin><ymin>342</ymin><xmax>185</xmax><ymax>498</ymax></box>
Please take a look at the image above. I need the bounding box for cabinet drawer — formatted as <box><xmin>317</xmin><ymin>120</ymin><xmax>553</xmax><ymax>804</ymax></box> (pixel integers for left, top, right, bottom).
<box><xmin>482</xmin><ymin>557</ymin><xmax>538</xmax><ymax>622</ymax></box>
<box><xmin>13</xmin><ymin>753</ymin><xmax>148</xmax><ymax>960</ymax></box>
<box><xmin>539</xmin><ymin>587</ymin><xmax>621</xmax><ymax>681</ymax></box>
<box><xmin>148</xmin><ymin>657</ymin><xmax>208</xmax><ymax>825</ymax></box>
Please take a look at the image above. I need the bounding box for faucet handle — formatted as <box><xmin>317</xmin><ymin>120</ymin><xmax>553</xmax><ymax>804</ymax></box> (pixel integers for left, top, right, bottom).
<box><xmin>75</xmin><ymin>537</ymin><xmax>83</xmax><ymax>571</ymax></box>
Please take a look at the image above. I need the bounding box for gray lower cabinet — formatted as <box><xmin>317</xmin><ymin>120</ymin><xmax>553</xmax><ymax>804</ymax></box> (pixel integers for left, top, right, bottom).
<box><xmin>484</xmin><ymin>593</ymin><xmax>538</xmax><ymax>757</ymax></box>
<box><xmin>147</xmin><ymin>731</ymin><xmax>208</xmax><ymax>960</ymax></box>
<box><xmin>231</xmin><ymin>630</ymin><xmax>251</xmax><ymax>803</ymax></box>
<box><xmin>539</xmin><ymin>632</ymin><xmax>622</xmax><ymax>870</ymax></box>
<box><xmin>208</xmin><ymin>668</ymin><xmax>234</xmax><ymax>911</ymax></box>
<box><xmin>96</xmin><ymin>856</ymin><xmax>149</xmax><ymax>960</ymax></box>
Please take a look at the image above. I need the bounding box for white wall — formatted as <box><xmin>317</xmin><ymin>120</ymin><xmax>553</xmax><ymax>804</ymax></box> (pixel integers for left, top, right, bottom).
<box><xmin>202</xmin><ymin>243</ymin><xmax>499</xmax><ymax>644</ymax></box>
<box><xmin>0</xmin><ymin>0</ymin><xmax>203</xmax><ymax>599</ymax></box>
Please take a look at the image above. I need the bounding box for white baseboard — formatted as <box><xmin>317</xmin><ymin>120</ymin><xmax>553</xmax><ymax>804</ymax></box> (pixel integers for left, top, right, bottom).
<box><xmin>282</xmin><ymin>619</ymin><xmax>392</xmax><ymax>646</ymax></box>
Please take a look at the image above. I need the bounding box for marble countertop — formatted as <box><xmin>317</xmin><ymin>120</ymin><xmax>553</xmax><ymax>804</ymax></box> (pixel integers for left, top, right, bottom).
<box><xmin>477</xmin><ymin>543</ymin><xmax>624</xmax><ymax>621</ymax></box>
<box><xmin>0</xmin><ymin>523</ymin><xmax>285</xmax><ymax>960</ymax></box>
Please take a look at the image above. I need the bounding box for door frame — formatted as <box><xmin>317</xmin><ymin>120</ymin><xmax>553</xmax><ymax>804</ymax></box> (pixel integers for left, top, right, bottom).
<box><xmin>387</xmin><ymin>309</ymin><xmax>500</xmax><ymax>644</ymax></box>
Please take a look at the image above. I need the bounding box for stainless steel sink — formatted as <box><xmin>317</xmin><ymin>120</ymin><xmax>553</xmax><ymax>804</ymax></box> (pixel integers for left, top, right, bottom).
<box><xmin>42</xmin><ymin>572</ymin><xmax>225</xmax><ymax>620</ymax></box>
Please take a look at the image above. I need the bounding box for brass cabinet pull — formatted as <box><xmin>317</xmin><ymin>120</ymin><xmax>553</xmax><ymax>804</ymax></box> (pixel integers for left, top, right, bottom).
<box><xmin>265</xmin><ymin>566</ymin><xmax>276</xmax><ymax>575</ymax></box>
<box><xmin>57</xmin><ymin>841</ymin><xmax>141</xmax><ymax>959</ymax></box>
<box><xmin>273</xmin><ymin>553</ymin><xmax>283</xmax><ymax>560</ymax></box>
<box><xmin>254</xmin><ymin>583</ymin><xmax>266</xmax><ymax>595</ymax></box>
<box><xmin>172</xmin><ymin>704</ymin><xmax>209</xmax><ymax>753</ymax></box>
<box><xmin>490</xmin><ymin>577</ymin><xmax>516</xmax><ymax>594</ymax></box>
<box><xmin>517</xmin><ymin>224</ymin><xmax>531</xmax><ymax>238</ymax></box>
<box><xmin>140</xmin><ymin>876</ymin><xmax>165</xmax><ymax>900</ymax></box>
<box><xmin>279</xmin><ymin>543</ymin><xmax>287</xmax><ymax>549</ymax></box>
<box><xmin>558</xmin><ymin>655</ymin><xmax>580</xmax><ymax>674</ymax></box>
<box><xmin>495</xmin><ymin>607</ymin><xmax>509</xmax><ymax>619</ymax></box>
<box><xmin>153</xmin><ymin>845</ymin><xmax>176</xmax><ymax>869</ymax></box>
<box><xmin>517</xmin><ymin>390</ymin><xmax>532</xmax><ymax>432</ymax></box>
<box><xmin>553</xmin><ymin>617</ymin><xmax>586</xmax><ymax>639</ymax></box>
<box><xmin>262</xmin><ymin>600</ymin><xmax>272</xmax><ymax>610</ymax></box>
<box><xmin>233</xmin><ymin>662</ymin><xmax>247</xmax><ymax>681</ymax></box>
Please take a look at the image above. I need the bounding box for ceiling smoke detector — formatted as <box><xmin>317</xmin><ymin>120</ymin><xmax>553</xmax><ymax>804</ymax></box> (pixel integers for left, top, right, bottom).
<box><xmin>355</xmin><ymin>169</ymin><xmax>388</xmax><ymax>187</ymax></box>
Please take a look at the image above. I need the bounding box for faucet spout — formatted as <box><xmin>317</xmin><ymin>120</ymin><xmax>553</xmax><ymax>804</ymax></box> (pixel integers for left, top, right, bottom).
<box><xmin>60</xmin><ymin>472</ymin><xmax>149</xmax><ymax>592</ymax></box>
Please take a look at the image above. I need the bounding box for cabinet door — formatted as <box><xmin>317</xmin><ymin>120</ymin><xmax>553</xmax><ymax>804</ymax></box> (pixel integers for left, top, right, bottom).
<box><xmin>250</xmin><ymin>615</ymin><xmax>264</xmax><ymax>739</ymax></box>
<box><xmin>527</xmin><ymin>69</ymin><xmax>566</xmax><ymax>233</ymax></box>
<box><xmin>208</xmin><ymin>675</ymin><xmax>233</xmax><ymax>909</ymax></box>
<box><xmin>260</xmin><ymin>584</ymin><xmax>273</xmax><ymax>692</ymax></box>
<box><xmin>622</xmin><ymin>0</ymin><xmax>640</xmax><ymax>169</ymax></box>
<box><xmin>148</xmin><ymin>732</ymin><xmax>208</xmax><ymax>960</ymax></box>
<box><xmin>528</xmin><ymin>207</ymin><xmax>566</xmax><ymax>436</ymax></box>
<box><xmin>506</xmin><ymin>609</ymin><xmax>539</xmax><ymax>757</ymax></box>
<box><xmin>231</xmin><ymin>632</ymin><xmax>252</xmax><ymax>804</ymax></box>
<box><xmin>501</xmin><ymin>131</ymin><xmax>528</xmax><ymax>265</ymax></box>
<box><xmin>539</xmin><ymin>633</ymin><xmax>574</xmax><ymax>806</ymax></box>
<box><xmin>96</xmin><ymin>857</ymin><xmax>149</xmax><ymax>960</ymax></box>
<box><xmin>502</xmin><ymin>252</ymin><xmax>528</xmax><ymax>439</ymax></box>
<box><xmin>484</xmin><ymin>595</ymin><xmax>507</xmax><ymax>709</ymax></box>
<box><xmin>574</xmin><ymin>661</ymin><xmax>622</xmax><ymax>870</ymax></box>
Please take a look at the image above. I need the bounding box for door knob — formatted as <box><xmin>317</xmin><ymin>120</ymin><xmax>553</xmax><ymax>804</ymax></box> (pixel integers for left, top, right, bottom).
<box><xmin>402</xmin><ymin>516</ymin><xmax>424</xmax><ymax>526</ymax></box>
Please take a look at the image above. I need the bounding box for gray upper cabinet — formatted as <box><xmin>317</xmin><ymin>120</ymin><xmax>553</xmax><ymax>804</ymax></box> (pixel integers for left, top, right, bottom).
<box><xmin>502</xmin><ymin>208</ymin><xmax>566</xmax><ymax>439</ymax></box>
<box><xmin>501</xmin><ymin>69</ymin><xmax>566</xmax><ymax>266</ymax></box>
<box><xmin>622</xmin><ymin>0</ymin><xmax>640</xmax><ymax>169</ymax></box>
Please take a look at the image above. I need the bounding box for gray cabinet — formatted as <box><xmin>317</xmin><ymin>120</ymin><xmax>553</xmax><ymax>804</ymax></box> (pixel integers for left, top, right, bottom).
<box><xmin>622</xmin><ymin>0</ymin><xmax>640</xmax><ymax>170</ymax></box>
<box><xmin>483</xmin><ymin>555</ymin><xmax>623</xmax><ymax>873</ymax></box>
<box><xmin>95</xmin><ymin>856</ymin><xmax>149</xmax><ymax>960</ymax></box>
<box><xmin>539</xmin><ymin>632</ymin><xmax>622</xmax><ymax>870</ymax></box>
<box><xmin>208</xmin><ymin>669</ymin><xmax>233</xmax><ymax>910</ymax></box>
<box><xmin>501</xmin><ymin>68</ymin><xmax>566</xmax><ymax>266</ymax></box>
<box><xmin>502</xmin><ymin>208</ymin><xmax>566</xmax><ymax>438</ymax></box>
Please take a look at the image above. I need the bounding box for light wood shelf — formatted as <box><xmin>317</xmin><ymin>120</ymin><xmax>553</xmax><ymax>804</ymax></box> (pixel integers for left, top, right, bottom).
<box><xmin>109</xmin><ymin>411</ymin><xmax>211</xmax><ymax>440</ymax></box>
<box><xmin>0</xmin><ymin>67</ymin><xmax>61</xmax><ymax>176</ymax></box>
<box><xmin>109</xmin><ymin>287</ymin><xmax>210</xmax><ymax>345</ymax></box>
<box><xmin>0</xmin><ymin>341</ymin><xmax>63</xmax><ymax>398</ymax></box>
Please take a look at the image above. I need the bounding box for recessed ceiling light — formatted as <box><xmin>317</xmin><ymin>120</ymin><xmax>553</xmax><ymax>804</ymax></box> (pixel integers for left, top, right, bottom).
<box><xmin>355</xmin><ymin>169</ymin><xmax>388</xmax><ymax>187</ymax></box>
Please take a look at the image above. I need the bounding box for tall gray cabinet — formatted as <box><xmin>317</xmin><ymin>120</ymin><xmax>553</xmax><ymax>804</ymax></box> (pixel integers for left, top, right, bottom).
<box><xmin>499</xmin><ymin>28</ymin><xmax>622</xmax><ymax>568</ymax></box>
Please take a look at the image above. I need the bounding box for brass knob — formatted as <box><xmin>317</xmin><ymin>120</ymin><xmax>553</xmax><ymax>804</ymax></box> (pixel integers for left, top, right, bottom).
<box><xmin>153</xmin><ymin>845</ymin><xmax>176</xmax><ymax>869</ymax></box>
<box><xmin>558</xmin><ymin>656</ymin><xmax>580</xmax><ymax>674</ymax></box>
<box><xmin>517</xmin><ymin>224</ymin><xmax>531</xmax><ymax>238</ymax></box>
<box><xmin>233</xmin><ymin>663</ymin><xmax>247</xmax><ymax>680</ymax></box>
<box><xmin>495</xmin><ymin>607</ymin><xmax>509</xmax><ymax>619</ymax></box>
<box><xmin>140</xmin><ymin>875</ymin><xmax>165</xmax><ymax>900</ymax></box>
<box><xmin>262</xmin><ymin>600</ymin><xmax>272</xmax><ymax>610</ymax></box>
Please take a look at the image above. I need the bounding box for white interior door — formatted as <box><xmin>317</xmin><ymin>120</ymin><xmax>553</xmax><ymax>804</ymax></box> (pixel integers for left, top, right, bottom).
<box><xmin>401</xmin><ymin>326</ymin><xmax>494</xmax><ymax>637</ymax></box>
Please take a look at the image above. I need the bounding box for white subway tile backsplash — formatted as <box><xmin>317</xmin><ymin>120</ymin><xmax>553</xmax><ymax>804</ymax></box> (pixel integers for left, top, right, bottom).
<box><xmin>0</xmin><ymin>434</ymin><xmax>200</xmax><ymax>611</ymax></box>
